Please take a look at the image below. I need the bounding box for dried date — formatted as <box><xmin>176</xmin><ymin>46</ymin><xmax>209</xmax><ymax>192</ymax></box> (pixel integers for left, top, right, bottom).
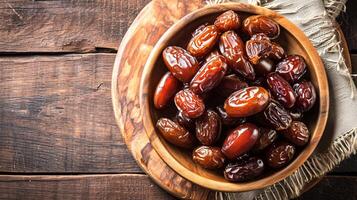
<box><xmin>267</xmin><ymin>73</ymin><xmax>296</xmax><ymax>108</ymax></box>
<box><xmin>258</xmin><ymin>101</ymin><xmax>292</xmax><ymax>130</ymax></box>
<box><xmin>282</xmin><ymin>121</ymin><xmax>310</xmax><ymax>146</ymax></box>
<box><xmin>214</xmin><ymin>10</ymin><xmax>241</xmax><ymax>32</ymax></box>
<box><xmin>154</xmin><ymin>72</ymin><xmax>181</xmax><ymax>109</ymax></box>
<box><xmin>266</xmin><ymin>141</ymin><xmax>295</xmax><ymax>169</ymax></box>
<box><xmin>174</xmin><ymin>89</ymin><xmax>205</xmax><ymax>118</ymax></box>
<box><xmin>187</xmin><ymin>25</ymin><xmax>219</xmax><ymax>57</ymax></box>
<box><xmin>293</xmin><ymin>80</ymin><xmax>317</xmax><ymax>112</ymax></box>
<box><xmin>253</xmin><ymin>128</ymin><xmax>277</xmax><ymax>151</ymax></box>
<box><xmin>156</xmin><ymin>118</ymin><xmax>195</xmax><ymax>148</ymax></box>
<box><xmin>276</xmin><ymin>55</ymin><xmax>307</xmax><ymax>83</ymax></box>
<box><xmin>195</xmin><ymin>110</ymin><xmax>222</xmax><ymax>145</ymax></box>
<box><xmin>193</xmin><ymin>146</ymin><xmax>226</xmax><ymax>169</ymax></box>
<box><xmin>243</xmin><ymin>15</ymin><xmax>280</xmax><ymax>39</ymax></box>
<box><xmin>224</xmin><ymin>157</ymin><xmax>264</xmax><ymax>182</ymax></box>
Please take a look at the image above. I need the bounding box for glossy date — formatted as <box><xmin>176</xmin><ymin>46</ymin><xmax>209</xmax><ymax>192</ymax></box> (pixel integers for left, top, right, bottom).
<box><xmin>243</xmin><ymin>15</ymin><xmax>280</xmax><ymax>39</ymax></box>
<box><xmin>195</xmin><ymin>110</ymin><xmax>222</xmax><ymax>145</ymax></box>
<box><xmin>187</xmin><ymin>25</ymin><xmax>219</xmax><ymax>57</ymax></box>
<box><xmin>214</xmin><ymin>10</ymin><xmax>241</xmax><ymax>32</ymax></box>
<box><xmin>224</xmin><ymin>156</ymin><xmax>264</xmax><ymax>182</ymax></box>
<box><xmin>174</xmin><ymin>89</ymin><xmax>205</xmax><ymax>118</ymax></box>
<box><xmin>156</xmin><ymin>118</ymin><xmax>195</xmax><ymax>148</ymax></box>
<box><xmin>193</xmin><ymin>146</ymin><xmax>226</xmax><ymax>169</ymax></box>
<box><xmin>267</xmin><ymin>73</ymin><xmax>296</xmax><ymax>109</ymax></box>
<box><xmin>154</xmin><ymin>72</ymin><xmax>181</xmax><ymax>109</ymax></box>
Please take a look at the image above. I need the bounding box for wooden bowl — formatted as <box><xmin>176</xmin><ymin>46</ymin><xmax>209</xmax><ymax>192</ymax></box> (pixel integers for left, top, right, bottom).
<box><xmin>140</xmin><ymin>3</ymin><xmax>329</xmax><ymax>192</ymax></box>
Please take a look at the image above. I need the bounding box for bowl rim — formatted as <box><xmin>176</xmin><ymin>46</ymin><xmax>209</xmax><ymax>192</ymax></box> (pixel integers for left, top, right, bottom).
<box><xmin>140</xmin><ymin>2</ymin><xmax>329</xmax><ymax>192</ymax></box>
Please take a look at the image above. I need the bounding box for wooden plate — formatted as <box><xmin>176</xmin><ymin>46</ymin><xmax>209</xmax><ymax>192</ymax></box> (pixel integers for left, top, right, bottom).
<box><xmin>112</xmin><ymin>0</ymin><xmax>349</xmax><ymax>198</ymax></box>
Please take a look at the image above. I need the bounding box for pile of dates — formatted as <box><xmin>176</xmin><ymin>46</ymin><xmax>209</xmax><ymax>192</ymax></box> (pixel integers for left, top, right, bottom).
<box><xmin>154</xmin><ymin>10</ymin><xmax>317</xmax><ymax>182</ymax></box>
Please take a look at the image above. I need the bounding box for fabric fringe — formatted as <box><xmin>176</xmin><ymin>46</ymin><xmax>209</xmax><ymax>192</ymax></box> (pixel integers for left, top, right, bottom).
<box><xmin>215</xmin><ymin>128</ymin><xmax>357</xmax><ymax>200</ymax></box>
<box><xmin>323</xmin><ymin>0</ymin><xmax>347</xmax><ymax>19</ymax></box>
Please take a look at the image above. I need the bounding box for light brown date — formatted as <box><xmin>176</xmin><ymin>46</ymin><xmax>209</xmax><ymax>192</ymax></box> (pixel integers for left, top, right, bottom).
<box><xmin>174</xmin><ymin>89</ymin><xmax>205</xmax><ymax>118</ymax></box>
<box><xmin>156</xmin><ymin>118</ymin><xmax>195</xmax><ymax>148</ymax></box>
<box><xmin>193</xmin><ymin>146</ymin><xmax>226</xmax><ymax>169</ymax></box>
<box><xmin>243</xmin><ymin>15</ymin><xmax>280</xmax><ymax>39</ymax></box>
<box><xmin>214</xmin><ymin>10</ymin><xmax>241</xmax><ymax>32</ymax></box>
<box><xmin>187</xmin><ymin>25</ymin><xmax>219</xmax><ymax>57</ymax></box>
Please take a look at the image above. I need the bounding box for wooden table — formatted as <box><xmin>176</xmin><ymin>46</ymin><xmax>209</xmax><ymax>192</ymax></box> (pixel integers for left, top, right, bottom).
<box><xmin>0</xmin><ymin>0</ymin><xmax>355</xmax><ymax>199</ymax></box>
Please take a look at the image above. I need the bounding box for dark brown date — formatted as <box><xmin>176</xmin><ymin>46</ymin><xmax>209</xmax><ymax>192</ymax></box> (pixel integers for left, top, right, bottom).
<box><xmin>253</xmin><ymin>128</ymin><xmax>277</xmax><ymax>151</ymax></box>
<box><xmin>282</xmin><ymin>121</ymin><xmax>310</xmax><ymax>146</ymax></box>
<box><xmin>175</xmin><ymin>111</ymin><xmax>195</xmax><ymax>131</ymax></box>
<box><xmin>269</xmin><ymin>42</ymin><xmax>285</xmax><ymax>61</ymax></box>
<box><xmin>259</xmin><ymin>101</ymin><xmax>292</xmax><ymax>130</ymax></box>
<box><xmin>266</xmin><ymin>141</ymin><xmax>295</xmax><ymax>169</ymax></box>
<box><xmin>193</xmin><ymin>146</ymin><xmax>226</xmax><ymax>169</ymax></box>
<box><xmin>156</xmin><ymin>118</ymin><xmax>195</xmax><ymax>148</ymax></box>
<box><xmin>246</xmin><ymin>33</ymin><xmax>272</xmax><ymax>65</ymax></box>
<box><xmin>163</xmin><ymin>46</ymin><xmax>199</xmax><ymax>82</ymax></box>
<box><xmin>219</xmin><ymin>31</ymin><xmax>256</xmax><ymax>80</ymax></box>
<box><xmin>190</xmin><ymin>55</ymin><xmax>228</xmax><ymax>94</ymax></box>
<box><xmin>214</xmin><ymin>10</ymin><xmax>241</xmax><ymax>32</ymax></box>
<box><xmin>154</xmin><ymin>72</ymin><xmax>181</xmax><ymax>109</ymax></box>
<box><xmin>293</xmin><ymin>80</ymin><xmax>317</xmax><ymax>112</ymax></box>
<box><xmin>243</xmin><ymin>15</ymin><xmax>280</xmax><ymax>39</ymax></box>
<box><xmin>174</xmin><ymin>89</ymin><xmax>205</xmax><ymax>118</ymax></box>
<box><xmin>224</xmin><ymin>157</ymin><xmax>264</xmax><ymax>182</ymax></box>
<box><xmin>276</xmin><ymin>55</ymin><xmax>307</xmax><ymax>83</ymax></box>
<box><xmin>224</xmin><ymin>86</ymin><xmax>270</xmax><ymax>118</ymax></box>
<box><xmin>216</xmin><ymin>74</ymin><xmax>249</xmax><ymax>98</ymax></box>
<box><xmin>195</xmin><ymin>110</ymin><xmax>222</xmax><ymax>145</ymax></box>
<box><xmin>255</xmin><ymin>58</ymin><xmax>275</xmax><ymax>76</ymax></box>
<box><xmin>267</xmin><ymin>73</ymin><xmax>296</xmax><ymax>108</ymax></box>
<box><xmin>187</xmin><ymin>25</ymin><xmax>219</xmax><ymax>57</ymax></box>
<box><xmin>222</xmin><ymin>123</ymin><xmax>260</xmax><ymax>159</ymax></box>
<box><xmin>216</xmin><ymin>106</ymin><xmax>246</xmax><ymax>126</ymax></box>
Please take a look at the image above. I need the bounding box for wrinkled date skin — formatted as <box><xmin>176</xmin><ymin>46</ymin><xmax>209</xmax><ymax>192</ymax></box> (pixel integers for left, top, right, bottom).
<box><xmin>243</xmin><ymin>15</ymin><xmax>280</xmax><ymax>39</ymax></box>
<box><xmin>276</xmin><ymin>55</ymin><xmax>307</xmax><ymax>83</ymax></box>
<box><xmin>216</xmin><ymin>74</ymin><xmax>249</xmax><ymax>98</ymax></box>
<box><xmin>187</xmin><ymin>25</ymin><xmax>219</xmax><ymax>57</ymax></box>
<box><xmin>214</xmin><ymin>10</ymin><xmax>241</xmax><ymax>32</ymax></box>
<box><xmin>190</xmin><ymin>55</ymin><xmax>228</xmax><ymax>94</ymax></box>
<box><xmin>293</xmin><ymin>80</ymin><xmax>317</xmax><ymax>112</ymax></box>
<box><xmin>224</xmin><ymin>157</ymin><xmax>265</xmax><ymax>182</ymax></box>
<box><xmin>156</xmin><ymin>118</ymin><xmax>195</xmax><ymax>148</ymax></box>
<box><xmin>163</xmin><ymin>46</ymin><xmax>199</xmax><ymax>83</ymax></box>
<box><xmin>253</xmin><ymin>128</ymin><xmax>277</xmax><ymax>151</ymax></box>
<box><xmin>216</xmin><ymin>106</ymin><xmax>246</xmax><ymax>127</ymax></box>
<box><xmin>174</xmin><ymin>89</ymin><xmax>205</xmax><ymax>118</ymax></box>
<box><xmin>193</xmin><ymin>146</ymin><xmax>226</xmax><ymax>169</ymax></box>
<box><xmin>259</xmin><ymin>101</ymin><xmax>292</xmax><ymax>130</ymax></box>
<box><xmin>246</xmin><ymin>34</ymin><xmax>285</xmax><ymax>66</ymax></box>
<box><xmin>175</xmin><ymin>111</ymin><xmax>195</xmax><ymax>131</ymax></box>
<box><xmin>196</xmin><ymin>110</ymin><xmax>222</xmax><ymax>145</ymax></box>
<box><xmin>224</xmin><ymin>86</ymin><xmax>270</xmax><ymax>118</ymax></box>
<box><xmin>219</xmin><ymin>31</ymin><xmax>256</xmax><ymax>80</ymax></box>
<box><xmin>267</xmin><ymin>73</ymin><xmax>296</xmax><ymax>109</ymax></box>
<box><xmin>282</xmin><ymin>121</ymin><xmax>310</xmax><ymax>146</ymax></box>
<box><xmin>154</xmin><ymin>72</ymin><xmax>181</xmax><ymax>109</ymax></box>
<box><xmin>222</xmin><ymin>123</ymin><xmax>260</xmax><ymax>160</ymax></box>
<box><xmin>266</xmin><ymin>141</ymin><xmax>296</xmax><ymax>169</ymax></box>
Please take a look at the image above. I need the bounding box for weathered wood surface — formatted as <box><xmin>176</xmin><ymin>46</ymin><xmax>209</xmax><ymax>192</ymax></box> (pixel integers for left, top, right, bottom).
<box><xmin>0</xmin><ymin>174</ymin><xmax>354</xmax><ymax>200</ymax></box>
<box><xmin>0</xmin><ymin>0</ymin><xmax>150</xmax><ymax>53</ymax></box>
<box><xmin>0</xmin><ymin>54</ymin><xmax>140</xmax><ymax>173</ymax></box>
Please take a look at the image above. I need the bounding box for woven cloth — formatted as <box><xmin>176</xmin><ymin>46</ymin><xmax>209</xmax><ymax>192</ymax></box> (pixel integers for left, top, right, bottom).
<box><xmin>205</xmin><ymin>0</ymin><xmax>357</xmax><ymax>199</ymax></box>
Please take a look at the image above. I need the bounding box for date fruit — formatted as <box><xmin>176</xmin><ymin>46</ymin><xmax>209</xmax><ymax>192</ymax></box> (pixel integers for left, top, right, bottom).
<box><xmin>253</xmin><ymin>128</ymin><xmax>277</xmax><ymax>151</ymax></box>
<box><xmin>187</xmin><ymin>25</ymin><xmax>219</xmax><ymax>57</ymax></box>
<box><xmin>269</xmin><ymin>42</ymin><xmax>285</xmax><ymax>61</ymax></box>
<box><xmin>174</xmin><ymin>89</ymin><xmax>205</xmax><ymax>118</ymax></box>
<box><xmin>216</xmin><ymin>74</ymin><xmax>249</xmax><ymax>98</ymax></box>
<box><xmin>224</xmin><ymin>86</ymin><xmax>270</xmax><ymax>118</ymax></box>
<box><xmin>214</xmin><ymin>10</ymin><xmax>241</xmax><ymax>32</ymax></box>
<box><xmin>222</xmin><ymin>123</ymin><xmax>260</xmax><ymax>159</ymax></box>
<box><xmin>266</xmin><ymin>141</ymin><xmax>295</xmax><ymax>169</ymax></box>
<box><xmin>156</xmin><ymin>118</ymin><xmax>195</xmax><ymax>148</ymax></box>
<box><xmin>267</xmin><ymin>73</ymin><xmax>296</xmax><ymax>108</ymax></box>
<box><xmin>243</xmin><ymin>15</ymin><xmax>280</xmax><ymax>39</ymax></box>
<box><xmin>190</xmin><ymin>55</ymin><xmax>228</xmax><ymax>94</ymax></box>
<box><xmin>282</xmin><ymin>121</ymin><xmax>310</xmax><ymax>146</ymax></box>
<box><xmin>216</xmin><ymin>106</ymin><xmax>246</xmax><ymax>126</ymax></box>
<box><xmin>154</xmin><ymin>72</ymin><xmax>181</xmax><ymax>109</ymax></box>
<box><xmin>224</xmin><ymin>157</ymin><xmax>264</xmax><ymax>182</ymax></box>
<box><xmin>163</xmin><ymin>46</ymin><xmax>199</xmax><ymax>82</ymax></box>
<box><xmin>246</xmin><ymin>33</ymin><xmax>272</xmax><ymax>65</ymax></box>
<box><xmin>193</xmin><ymin>146</ymin><xmax>226</xmax><ymax>169</ymax></box>
<box><xmin>205</xmin><ymin>50</ymin><xmax>221</xmax><ymax>62</ymax></box>
<box><xmin>219</xmin><ymin>31</ymin><xmax>256</xmax><ymax>80</ymax></box>
<box><xmin>293</xmin><ymin>80</ymin><xmax>317</xmax><ymax>112</ymax></box>
<box><xmin>175</xmin><ymin>111</ymin><xmax>195</xmax><ymax>131</ymax></box>
<box><xmin>196</xmin><ymin>110</ymin><xmax>222</xmax><ymax>145</ymax></box>
<box><xmin>276</xmin><ymin>55</ymin><xmax>307</xmax><ymax>83</ymax></box>
<box><xmin>259</xmin><ymin>101</ymin><xmax>292</xmax><ymax>130</ymax></box>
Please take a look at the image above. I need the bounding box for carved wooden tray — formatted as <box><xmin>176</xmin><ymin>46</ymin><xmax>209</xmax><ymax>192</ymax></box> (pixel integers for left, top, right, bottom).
<box><xmin>111</xmin><ymin>0</ymin><xmax>351</xmax><ymax>198</ymax></box>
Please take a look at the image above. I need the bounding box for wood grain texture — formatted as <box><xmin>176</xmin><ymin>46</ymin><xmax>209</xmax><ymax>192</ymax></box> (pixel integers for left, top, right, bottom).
<box><xmin>0</xmin><ymin>0</ymin><xmax>149</xmax><ymax>53</ymax></box>
<box><xmin>0</xmin><ymin>174</ymin><xmax>354</xmax><ymax>200</ymax></box>
<box><xmin>0</xmin><ymin>54</ymin><xmax>140</xmax><ymax>173</ymax></box>
<box><xmin>0</xmin><ymin>174</ymin><xmax>176</xmax><ymax>200</ymax></box>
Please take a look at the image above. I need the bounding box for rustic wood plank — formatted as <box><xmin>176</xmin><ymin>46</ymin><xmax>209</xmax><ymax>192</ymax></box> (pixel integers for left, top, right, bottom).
<box><xmin>0</xmin><ymin>0</ymin><xmax>150</xmax><ymax>53</ymax></box>
<box><xmin>0</xmin><ymin>53</ymin><xmax>141</xmax><ymax>173</ymax></box>
<box><xmin>0</xmin><ymin>174</ymin><xmax>355</xmax><ymax>199</ymax></box>
<box><xmin>0</xmin><ymin>174</ymin><xmax>176</xmax><ymax>200</ymax></box>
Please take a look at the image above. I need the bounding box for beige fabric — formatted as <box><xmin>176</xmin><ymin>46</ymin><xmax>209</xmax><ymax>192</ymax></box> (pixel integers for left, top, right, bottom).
<box><xmin>204</xmin><ymin>0</ymin><xmax>357</xmax><ymax>199</ymax></box>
